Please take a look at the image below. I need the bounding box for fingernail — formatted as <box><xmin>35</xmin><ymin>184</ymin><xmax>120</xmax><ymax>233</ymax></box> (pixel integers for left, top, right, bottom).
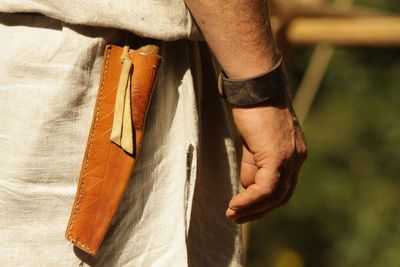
<box><xmin>230</xmin><ymin>206</ymin><xmax>240</xmax><ymax>211</ymax></box>
<box><xmin>226</xmin><ymin>208</ymin><xmax>237</xmax><ymax>217</ymax></box>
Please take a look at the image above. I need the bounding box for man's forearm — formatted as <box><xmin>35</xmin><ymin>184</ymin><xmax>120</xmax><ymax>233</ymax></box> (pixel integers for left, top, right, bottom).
<box><xmin>185</xmin><ymin>0</ymin><xmax>307</xmax><ymax>224</ymax></box>
<box><xmin>184</xmin><ymin>0</ymin><xmax>279</xmax><ymax>79</ymax></box>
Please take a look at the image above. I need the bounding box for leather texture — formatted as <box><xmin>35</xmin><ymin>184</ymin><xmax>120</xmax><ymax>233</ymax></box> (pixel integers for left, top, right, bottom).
<box><xmin>65</xmin><ymin>45</ymin><xmax>161</xmax><ymax>255</ymax></box>
<box><xmin>217</xmin><ymin>57</ymin><xmax>287</xmax><ymax>106</ymax></box>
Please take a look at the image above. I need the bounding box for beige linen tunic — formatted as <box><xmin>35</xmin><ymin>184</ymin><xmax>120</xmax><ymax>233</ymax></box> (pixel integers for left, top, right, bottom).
<box><xmin>0</xmin><ymin>1</ymin><xmax>243</xmax><ymax>266</ymax></box>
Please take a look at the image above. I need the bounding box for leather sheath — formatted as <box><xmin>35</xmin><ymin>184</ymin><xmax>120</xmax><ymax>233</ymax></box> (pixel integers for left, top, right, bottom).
<box><xmin>65</xmin><ymin>45</ymin><xmax>161</xmax><ymax>255</ymax></box>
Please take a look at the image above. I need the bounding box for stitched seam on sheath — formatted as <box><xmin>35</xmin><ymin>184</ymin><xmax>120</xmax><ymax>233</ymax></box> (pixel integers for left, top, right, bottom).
<box><xmin>69</xmin><ymin>238</ymin><xmax>92</xmax><ymax>251</ymax></box>
<box><xmin>67</xmin><ymin>47</ymin><xmax>112</xmax><ymax>253</ymax></box>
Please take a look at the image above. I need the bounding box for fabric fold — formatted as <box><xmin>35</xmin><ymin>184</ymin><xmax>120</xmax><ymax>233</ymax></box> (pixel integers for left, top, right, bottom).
<box><xmin>0</xmin><ymin>0</ymin><xmax>203</xmax><ymax>41</ymax></box>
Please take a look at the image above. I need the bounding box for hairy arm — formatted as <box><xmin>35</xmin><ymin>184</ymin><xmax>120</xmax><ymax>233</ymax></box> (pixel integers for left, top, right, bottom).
<box><xmin>184</xmin><ymin>0</ymin><xmax>278</xmax><ymax>78</ymax></box>
<box><xmin>184</xmin><ymin>0</ymin><xmax>307</xmax><ymax>223</ymax></box>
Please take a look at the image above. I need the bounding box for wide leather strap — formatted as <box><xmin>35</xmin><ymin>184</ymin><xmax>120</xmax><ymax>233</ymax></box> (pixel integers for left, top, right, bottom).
<box><xmin>65</xmin><ymin>45</ymin><xmax>161</xmax><ymax>255</ymax></box>
<box><xmin>218</xmin><ymin>57</ymin><xmax>287</xmax><ymax>106</ymax></box>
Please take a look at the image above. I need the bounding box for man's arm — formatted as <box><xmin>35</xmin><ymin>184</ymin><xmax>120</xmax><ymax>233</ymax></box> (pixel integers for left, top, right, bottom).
<box><xmin>185</xmin><ymin>0</ymin><xmax>277</xmax><ymax>78</ymax></box>
<box><xmin>184</xmin><ymin>0</ymin><xmax>307</xmax><ymax>224</ymax></box>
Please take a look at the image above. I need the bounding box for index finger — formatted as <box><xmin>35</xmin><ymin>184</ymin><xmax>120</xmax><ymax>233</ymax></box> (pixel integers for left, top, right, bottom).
<box><xmin>228</xmin><ymin>167</ymin><xmax>280</xmax><ymax>210</ymax></box>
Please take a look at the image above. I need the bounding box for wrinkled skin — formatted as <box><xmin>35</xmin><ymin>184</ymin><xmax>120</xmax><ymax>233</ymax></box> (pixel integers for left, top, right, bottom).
<box><xmin>184</xmin><ymin>0</ymin><xmax>308</xmax><ymax>223</ymax></box>
<box><xmin>226</xmin><ymin>93</ymin><xmax>307</xmax><ymax>224</ymax></box>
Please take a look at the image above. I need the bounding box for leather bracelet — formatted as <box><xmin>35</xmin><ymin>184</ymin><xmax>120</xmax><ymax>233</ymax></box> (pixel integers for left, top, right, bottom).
<box><xmin>217</xmin><ymin>57</ymin><xmax>287</xmax><ymax>106</ymax></box>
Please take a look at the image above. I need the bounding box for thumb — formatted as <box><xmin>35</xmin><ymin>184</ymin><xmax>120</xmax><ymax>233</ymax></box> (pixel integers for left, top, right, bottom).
<box><xmin>240</xmin><ymin>145</ymin><xmax>258</xmax><ymax>188</ymax></box>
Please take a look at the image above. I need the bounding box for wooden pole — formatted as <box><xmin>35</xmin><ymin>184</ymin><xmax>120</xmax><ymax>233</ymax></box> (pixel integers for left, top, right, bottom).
<box><xmin>293</xmin><ymin>44</ymin><xmax>334</xmax><ymax>123</ymax></box>
<box><xmin>271</xmin><ymin>0</ymin><xmax>381</xmax><ymax>19</ymax></box>
<box><xmin>293</xmin><ymin>0</ymin><xmax>355</xmax><ymax>123</ymax></box>
<box><xmin>287</xmin><ymin>17</ymin><xmax>400</xmax><ymax>46</ymax></box>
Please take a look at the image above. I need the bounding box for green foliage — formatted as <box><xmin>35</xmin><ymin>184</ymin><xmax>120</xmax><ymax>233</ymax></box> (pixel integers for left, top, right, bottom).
<box><xmin>354</xmin><ymin>0</ymin><xmax>400</xmax><ymax>14</ymax></box>
<box><xmin>246</xmin><ymin>46</ymin><xmax>400</xmax><ymax>266</ymax></box>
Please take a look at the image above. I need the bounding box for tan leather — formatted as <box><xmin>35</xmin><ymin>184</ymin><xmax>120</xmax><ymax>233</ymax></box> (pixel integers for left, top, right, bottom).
<box><xmin>65</xmin><ymin>45</ymin><xmax>161</xmax><ymax>255</ymax></box>
<box><xmin>110</xmin><ymin>45</ymin><xmax>135</xmax><ymax>154</ymax></box>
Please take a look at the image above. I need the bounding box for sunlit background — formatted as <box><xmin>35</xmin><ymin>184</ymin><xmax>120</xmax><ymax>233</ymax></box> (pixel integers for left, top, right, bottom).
<box><xmin>246</xmin><ymin>0</ymin><xmax>400</xmax><ymax>266</ymax></box>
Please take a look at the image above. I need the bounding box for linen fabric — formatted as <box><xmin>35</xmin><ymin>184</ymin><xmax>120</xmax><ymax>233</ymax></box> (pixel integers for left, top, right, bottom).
<box><xmin>0</xmin><ymin>0</ymin><xmax>201</xmax><ymax>41</ymax></box>
<box><xmin>0</xmin><ymin>11</ymin><xmax>243</xmax><ymax>267</ymax></box>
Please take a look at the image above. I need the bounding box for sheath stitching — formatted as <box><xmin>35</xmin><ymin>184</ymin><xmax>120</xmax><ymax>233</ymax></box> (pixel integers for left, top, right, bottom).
<box><xmin>67</xmin><ymin>46</ymin><xmax>112</xmax><ymax>253</ymax></box>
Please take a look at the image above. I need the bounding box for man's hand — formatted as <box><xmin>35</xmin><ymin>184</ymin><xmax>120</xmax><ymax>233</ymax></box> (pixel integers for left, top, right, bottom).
<box><xmin>226</xmin><ymin>94</ymin><xmax>307</xmax><ymax>224</ymax></box>
<box><xmin>184</xmin><ymin>0</ymin><xmax>307</xmax><ymax>223</ymax></box>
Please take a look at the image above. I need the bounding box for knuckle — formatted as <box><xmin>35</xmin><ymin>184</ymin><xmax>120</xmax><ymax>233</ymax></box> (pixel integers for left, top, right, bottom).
<box><xmin>296</xmin><ymin>145</ymin><xmax>308</xmax><ymax>161</ymax></box>
<box><xmin>293</xmin><ymin>139</ymin><xmax>308</xmax><ymax>163</ymax></box>
<box><xmin>256</xmin><ymin>184</ymin><xmax>275</xmax><ymax>197</ymax></box>
<box><xmin>301</xmin><ymin>147</ymin><xmax>308</xmax><ymax>160</ymax></box>
<box><xmin>297</xmin><ymin>135</ymin><xmax>308</xmax><ymax>157</ymax></box>
<box><xmin>292</xmin><ymin>125</ymin><xmax>308</xmax><ymax>160</ymax></box>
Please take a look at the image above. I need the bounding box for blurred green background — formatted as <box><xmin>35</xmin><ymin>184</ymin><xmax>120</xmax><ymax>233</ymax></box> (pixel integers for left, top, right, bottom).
<box><xmin>247</xmin><ymin>1</ymin><xmax>400</xmax><ymax>267</ymax></box>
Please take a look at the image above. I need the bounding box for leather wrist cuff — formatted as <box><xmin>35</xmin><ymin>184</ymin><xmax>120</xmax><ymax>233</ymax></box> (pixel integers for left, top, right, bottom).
<box><xmin>217</xmin><ymin>57</ymin><xmax>287</xmax><ymax>106</ymax></box>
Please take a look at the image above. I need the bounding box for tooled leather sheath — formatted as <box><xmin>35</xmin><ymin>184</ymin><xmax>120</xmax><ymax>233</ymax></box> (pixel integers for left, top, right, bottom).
<box><xmin>65</xmin><ymin>45</ymin><xmax>161</xmax><ymax>255</ymax></box>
